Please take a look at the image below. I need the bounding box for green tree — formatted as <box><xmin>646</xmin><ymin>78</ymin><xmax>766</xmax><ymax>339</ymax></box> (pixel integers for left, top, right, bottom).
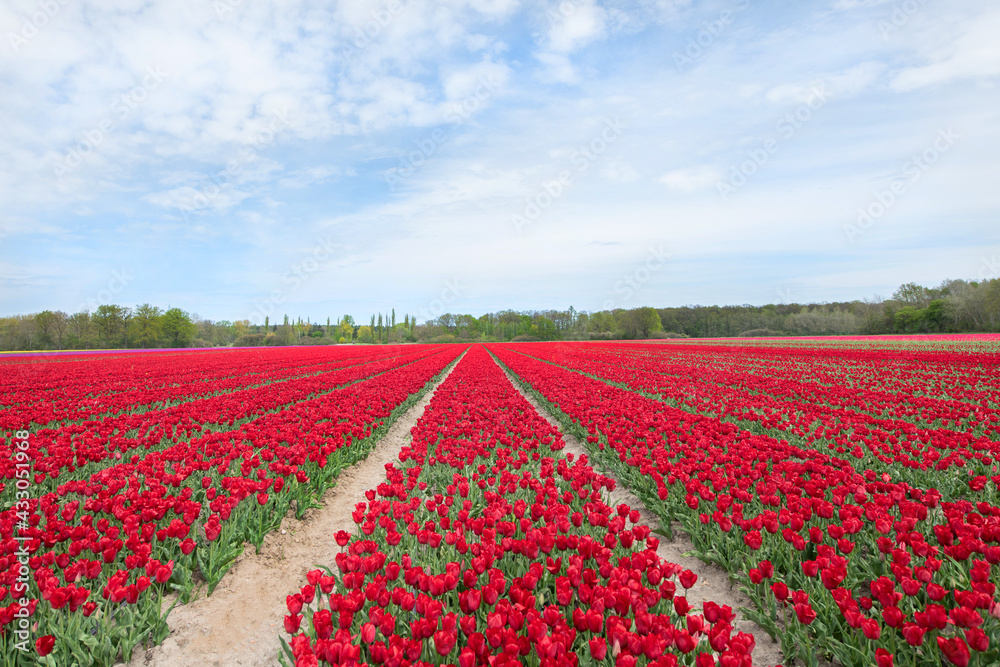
<box><xmin>130</xmin><ymin>304</ymin><xmax>164</xmax><ymax>348</ymax></box>
<box><xmin>34</xmin><ymin>310</ymin><xmax>56</xmax><ymax>348</ymax></box>
<box><xmin>161</xmin><ymin>308</ymin><xmax>196</xmax><ymax>347</ymax></box>
<box><xmin>50</xmin><ymin>310</ymin><xmax>68</xmax><ymax>348</ymax></box>
<box><xmin>925</xmin><ymin>299</ymin><xmax>947</xmax><ymax>331</ymax></box>
<box><xmin>892</xmin><ymin>282</ymin><xmax>932</xmax><ymax>308</ymax></box>
<box><xmin>894</xmin><ymin>306</ymin><xmax>925</xmax><ymax>333</ymax></box>
<box><xmin>338</xmin><ymin>315</ymin><xmax>354</xmax><ymax>342</ymax></box>
<box><xmin>589</xmin><ymin>311</ymin><xmax>616</xmax><ymax>335</ymax></box>
<box><xmin>531</xmin><ymin>316</ymin><xmax>557</xmax><ymax>340</ymax></box>
<box><xmin>620</xmin><ymin>307</ymin><xmax>662</xmax><ymax>339</ymax></box>
<box><xmin>93</xmin><ymin>304</ymin><xmax>130</xmax><ymax>347</ymax></box>
<box><xmin>66</xmin><ymin>311</ymin><xmax>94</xmax><ymax>348</ymax></box>
<box><xmin>233</xmin><ymin>320</ymin><xmax>250</xmax><ymax>340</ymax></box>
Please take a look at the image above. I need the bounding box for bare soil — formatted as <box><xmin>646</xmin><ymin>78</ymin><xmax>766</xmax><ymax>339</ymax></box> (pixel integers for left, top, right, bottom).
<box><xmin>126</xmin><ymin>356</ymin><xmax>463</xmax><ymax>667</ymax></box>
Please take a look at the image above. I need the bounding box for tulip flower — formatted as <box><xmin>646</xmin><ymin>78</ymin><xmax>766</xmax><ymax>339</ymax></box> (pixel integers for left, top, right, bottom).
<box><xmin>937</xmin><ymin>636</ymin><xmax>971</xmax><ymax>667</ymax></box>
<box><xmin>35</xmin><ymin>636</ymin><xmax>55</xmax><ymax>657</ymax></box>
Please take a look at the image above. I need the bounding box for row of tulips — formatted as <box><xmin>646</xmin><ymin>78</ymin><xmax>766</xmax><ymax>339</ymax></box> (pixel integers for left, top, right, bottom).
<box><xmin>278</xmin><ymin>345</ymin><xmax>760</xmax><ymax>667</ymax></box>
<box><xmin>511</xmin><ymin>343</ymin><xmax>1000</xmax><ymax>497</ymax></box>
<box><xmin>0</xmin><ymin>346</ymin><xmax>407</xmax><ymax>429</ymax></box>
<box><xmin>1</xmin><ymin>345</ymin><xmax>463</xmax><ymax>667</ymax></box>
<box><xmin>0</xmin><ymin>347</ymin><xmax>447</xmax><ymax>487</ymax></box>
<box><xmin>687</xmin><ymin>335</ymin><xmax>1000</xmax><ymax>351</ymax></box>
<box><xmin>594</xmin><ymin>342</ymin><xmax>1000</xmax><ymax>433</ymax></box>
<box><xmin>490</xmin><ymin>343</ymin><xmax>1000</xmax><ymax>667</ymax></box>
<box><xmin>520</xmin><ymin>342</ymin><xmax>999</xmax><ymax>438</ymax></box>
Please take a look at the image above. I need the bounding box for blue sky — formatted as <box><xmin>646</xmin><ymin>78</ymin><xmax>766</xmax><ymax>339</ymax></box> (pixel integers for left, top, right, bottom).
<box><xmin>1</xmin><ymin>0</ymin><xmax>997</xmax><ymax>323</ymax></box>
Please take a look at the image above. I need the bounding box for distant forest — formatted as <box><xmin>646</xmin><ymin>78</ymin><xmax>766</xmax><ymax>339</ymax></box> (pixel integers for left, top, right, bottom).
<box><xmin>2</xmin><ymin>278</ymin><xmax>998</xmax><ymax>351</ymax></box>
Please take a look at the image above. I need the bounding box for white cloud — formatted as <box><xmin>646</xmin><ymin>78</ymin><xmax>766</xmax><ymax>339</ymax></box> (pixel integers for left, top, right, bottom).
<box><xmin>534</xmin><ymin>51</ymin><xmax>579</xmax><ymax>84</ymax></box>
<box><xmin>600</xmin><ymin>160</ymin><xmax>641</xmax><ymax>183</ymax></box>
<box><xmin>828</xmin><ymin>61</ymin><xmax>886</xmax><ymax>96</ymax></box>
<box><xmin>546</xmin><ymin>0</ymin><xmax>606</xmax><ymax>53</ymax></box>
<box><xmin>763</xmin><ymin>62</ymin><xmax>883</xmax><ymax>106</ymax></box>
<box><xmin>659</xmin><ymin>166</ymin><xmax>722</xmax><ymax>193</ymax></box>
<box><xmin>142</xmin><ymin>185</ymin><xmax>251</xmax><ymax>215</ymax></box>
<box><xmin>532</xmin><ymin>0</ymin><xmax>609</xmax><ymax>83</ymax></box>
<box><xmin>0</xmin><ymin>0</ymin><xmax>525</xmax><ymax>216</ymax></box>
<box><xmin>441</xmin><ymin>57</ymin><xmax>511</xmax><ymax>101</ymax></box>
<box><xmin>278</xmin><ymin>166</ymin><xmax>355</xmax><ymax>189</ymax></box>
<box><xmin>891</xmin><ymin>8</ymin><xmax>1000</xmax><ymax>90</ymax></box>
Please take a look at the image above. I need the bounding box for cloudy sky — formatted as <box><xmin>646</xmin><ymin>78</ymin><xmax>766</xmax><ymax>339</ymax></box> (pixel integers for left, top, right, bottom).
<box><xmin>1</xmin><ymin>0</ymin><xmax>997</xmax><ymax>323</ymax></box>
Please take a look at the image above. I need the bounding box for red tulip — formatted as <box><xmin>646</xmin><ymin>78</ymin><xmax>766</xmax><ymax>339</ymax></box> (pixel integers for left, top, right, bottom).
<box><xmin>794</xmin><ymin>602</ymin><xmax>816</xmax><ymax>625</ymax></box>
<box><xmin>283</xmin><ymin>614</ymin><xmax>301</xmax><ymax>634</ymax></box>
<box><xmin>882</xmin><ymin>606</ymin><xmax>904</xmax><ymax>628</ymax></box>
<box><xmin>674</xmin><ymin>596</ymin><xmax>691</xmax><ymax>616</ymax></box>
<box><xmin>770</xmin><ymin>581</ymin><xmax>789</xmax><ymax>602</ymax></box>
<box><xmin>966</xmin><ymin>627</ymin><xmax>989</xmax><ymax>652</ymax></box>
<box><xmin>433</xmin><ymin>629</ymin><xmax>457</xmax><ymax>656</ymax></box>
<box><xmin>458</xmin><ymin>648</ymin><xmax>476</xmax><ymax>667</ymax></box>
<box><xmin>36</xmin><ymin>635</ymin><xmax>55</xmax><ymax>657</ymax></box>
<box><xmin>937</xmin><ymin>636</ymin><xmax>971</xmax><ymax>667</ymax></box>
<box><xmin>901</xmin><ymin>623</ymin><xmax>925</xmax><ymax>647</ymax></box>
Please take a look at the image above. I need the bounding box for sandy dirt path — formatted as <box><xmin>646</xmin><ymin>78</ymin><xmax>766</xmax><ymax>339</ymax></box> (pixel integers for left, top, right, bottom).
<box><xmin>494</xmin><ymin>353</ymin><xmax>787</xmax><ymax>667</ymax></box>
<box><xmin>126</xmin><ymin>352</ymin><xmax>466</xmax><ymax>667</ymax></box>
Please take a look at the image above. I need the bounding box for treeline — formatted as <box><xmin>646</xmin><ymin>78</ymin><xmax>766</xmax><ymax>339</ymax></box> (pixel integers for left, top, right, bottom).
<box><xmin>406</xmin><ymin>278</ymin><xmax>1000</xmax><ymax>341</ymax></box>
<box><xmin>0</xmin><ymin>306</ymin><xmax>422</xmax><ymax>351</ymax></box>
<box><xmin>2</xmin><ymin>278</ymin><xmax>997</xmax><ymax>351</ymax></box>
<box><xmin>1</xmin><ymin>305</ymin><xmax>201</xmax><ymax>351</ymax></box>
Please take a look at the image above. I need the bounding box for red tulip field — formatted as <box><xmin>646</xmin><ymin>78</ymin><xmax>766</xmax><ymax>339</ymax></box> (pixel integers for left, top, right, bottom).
<box><xmin>2</xmin><ymin>336</ymin><xmax>999</xmax><ymax>667</ymax></box>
